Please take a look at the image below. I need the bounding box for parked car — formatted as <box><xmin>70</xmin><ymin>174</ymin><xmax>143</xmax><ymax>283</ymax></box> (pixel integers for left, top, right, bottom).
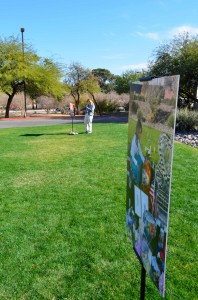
<box><xmin>55</xmin><ymin>108</ymin><xmax>64</xmax><ymax>113</ymax></box>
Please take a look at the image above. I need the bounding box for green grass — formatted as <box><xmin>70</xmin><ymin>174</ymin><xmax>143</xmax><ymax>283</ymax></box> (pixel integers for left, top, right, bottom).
<box><xmin>0</xmin><ymin>123</ymin><xmax>197</xmax><ymax>299</ymax></box>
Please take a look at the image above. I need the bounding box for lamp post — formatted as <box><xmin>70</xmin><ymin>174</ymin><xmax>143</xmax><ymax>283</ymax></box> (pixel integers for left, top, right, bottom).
<box><xmin>20</xmin><ymin>27</ymin><xmax>27</xmax><ymax>117</ymax></box>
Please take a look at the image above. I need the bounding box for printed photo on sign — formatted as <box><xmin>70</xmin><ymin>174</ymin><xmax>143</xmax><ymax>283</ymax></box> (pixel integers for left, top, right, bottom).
<box><xmin>126</xmin><ymin>75</ymin><xmax>180</xmax><ymax>297</ymax></box>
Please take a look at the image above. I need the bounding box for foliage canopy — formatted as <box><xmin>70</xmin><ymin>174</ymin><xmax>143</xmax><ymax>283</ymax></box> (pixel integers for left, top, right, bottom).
<box><xmin>64</xmin><ymin>62</ymin><xmax>100</xmax><ymax>113</ymax></box>
<box><xmin>148</xmin><ymin>33</ymin><xmax>198</xmax><ymax>108</ymax></box>
<box><xmin>114</xmin><ymin>70</ymin><xmax>144</xmax><ymax>94</ymax></box>
<box><xmin>0</xmin><ymin>36</ymin><xmax>65</xmax><ymax>117</ymax></box>
<box><xmin>92</xmin><ymin>68</ymin><xmax>115</xmax><ymax>93</ymax></box>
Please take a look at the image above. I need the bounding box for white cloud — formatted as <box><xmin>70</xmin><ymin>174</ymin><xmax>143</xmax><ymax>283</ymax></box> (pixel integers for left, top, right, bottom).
<box><xmin>168</xmin><ymin>25</ymin><xmax>198</xmax><ymax>37</ymax></box>
<box><xmin>136</xmin><ymin>31</ymin><xmax>160</xmax><ymax>40</ymax></box>
<box><xmin>136</xmin><ymin>25</ymin><xmax>198</xmax><ymax>42</ymax></box>
<box><xmin>117</xmin><ymin>63</ymin><xmax>148</xmax><ymax>72</ymax></box>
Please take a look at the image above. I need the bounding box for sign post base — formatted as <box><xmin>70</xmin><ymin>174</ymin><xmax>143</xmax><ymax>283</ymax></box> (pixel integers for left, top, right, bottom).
<box><xmin>68</xmin><ymin>132</ymin><xmax>78</xmax><ymax>135</ymax></box>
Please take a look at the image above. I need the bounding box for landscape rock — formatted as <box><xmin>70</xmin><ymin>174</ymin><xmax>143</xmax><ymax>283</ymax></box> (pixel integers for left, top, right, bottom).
<box><xmin>175</xmin><ymin>131</ymin><xmax>198</xmax><ymax>148</ymax></box>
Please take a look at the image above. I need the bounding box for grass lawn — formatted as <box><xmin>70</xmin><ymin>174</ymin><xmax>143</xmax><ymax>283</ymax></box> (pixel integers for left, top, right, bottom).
<box><xmin>0</xmin><ymin>123</ymin><xmax>197</xmax><ymax>300</ymax></box>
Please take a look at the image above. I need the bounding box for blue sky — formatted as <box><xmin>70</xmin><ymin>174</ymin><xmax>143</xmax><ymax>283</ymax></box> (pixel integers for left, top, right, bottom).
<box><xmin>0</xmin><ymin>0</ymin><xmax>198</xmax><ymax>75</ymax></box>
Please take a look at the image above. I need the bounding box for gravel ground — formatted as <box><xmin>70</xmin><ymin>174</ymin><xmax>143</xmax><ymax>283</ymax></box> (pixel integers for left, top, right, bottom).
<box><xmin>175</xmin><ymin>131</ymin><xmax>198</xmax><ymax>148</ymax></box>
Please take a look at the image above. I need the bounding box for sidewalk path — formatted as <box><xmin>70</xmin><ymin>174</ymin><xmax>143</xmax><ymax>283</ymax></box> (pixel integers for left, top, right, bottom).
<box><xmin>0</xmin><ymin>114</ymin><xmax>128</xmax><ymax>129</ymax></box>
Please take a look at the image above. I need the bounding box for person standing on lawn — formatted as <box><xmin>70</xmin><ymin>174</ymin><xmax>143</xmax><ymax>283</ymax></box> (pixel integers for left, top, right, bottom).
<box><xmin>81</xmin><ymin>99</ymin><xmax>95</xmax><ymax>133</ymax></box>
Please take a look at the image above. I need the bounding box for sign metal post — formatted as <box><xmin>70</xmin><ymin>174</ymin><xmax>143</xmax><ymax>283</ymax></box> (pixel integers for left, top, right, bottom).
<box><xmin>140</xmin><ymin>265</ymin><xmax>146</xmax><ymax>300</ymax></box>
<box><xmin>68</xmin><ymin>103</ymin><xmax>78</xmax><ymax>135</ymax></box>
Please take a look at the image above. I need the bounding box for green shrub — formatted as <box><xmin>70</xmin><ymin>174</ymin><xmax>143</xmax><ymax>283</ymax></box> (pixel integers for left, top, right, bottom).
<box><xmin>135</xmin><ymin>94</ymin><xmax>145</xmax><ymax>102</ymax></box>
<box><xmin>167</xmin><ymin>113</ymin><xmax>175</xmax><ymax>128</ymax></box>
<box><xmin>176</xmin><ymin>108</ymin><xmax>198</xmax><ymax>132</ymax></box>
<box><xmin>97</xmin><ymin>99</ymin><xmax>118</xmax><ymax>113</ymax></box>
<box><xmin>131</xmin><ymin>101</ymin><xmax>139</xmax><ymax>113</ymax></box>
<box><xmin>154</xmin><ymin>108</ymin><xmax>171</xmax><ymax>124</ymax></box>
<box><xmin>137</xmin><ymin>108</ymin><xmax>144</xmax><ymax>122</ymax></box>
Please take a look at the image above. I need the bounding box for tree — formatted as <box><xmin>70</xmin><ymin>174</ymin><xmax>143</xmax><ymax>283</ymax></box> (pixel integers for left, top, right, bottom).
<box><xmin>64</xmin><ymin>62</ymin><xmax>100</xmax><ymax>114</ymax></box>
<box><xmin>114</xmin><ymin>70</ymin><xmax>144</xmax><ymax>94</ymax></box>
<box><xmin>85</xmin><ymin>72</ymin><xmax>101</xmax><ymax>115</ymax></box>
<box><xmin>148</xmin><ymin>33</ymin><xmax>198</xmax><ymax>108</ymax></box>
<box><xmin>92</xmin><ymin>68</ymin><xmax>115</xmax><ymax>93</ymax></box>
<box><xmin>0</xmin><ymin>36</ymin><xmax>65</xmax><ymax>118</ymax></box>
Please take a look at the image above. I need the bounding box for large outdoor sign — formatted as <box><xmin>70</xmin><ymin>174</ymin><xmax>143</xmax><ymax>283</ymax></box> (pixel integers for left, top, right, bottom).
<box><xmin>126</xmin><ymin>75</ymin><xmax>180</xmax><ymax>297</ymax></box>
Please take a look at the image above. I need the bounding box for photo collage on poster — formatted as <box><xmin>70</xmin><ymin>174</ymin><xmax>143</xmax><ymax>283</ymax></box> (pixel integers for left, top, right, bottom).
<box><xmin>126</xmin><ymin>76</ymin><xmax>179</xmax><ymax>297</ymax></box>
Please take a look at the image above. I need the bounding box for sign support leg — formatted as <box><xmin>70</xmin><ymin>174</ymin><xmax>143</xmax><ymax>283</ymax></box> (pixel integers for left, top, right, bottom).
<box><xmin>71</xmin><ymin>116</ymin><xmax>73</xmax><ymax>132</ymax></box>
<box><xmin>140</xmin><ymin>265</ymin><xmax>146</xmax><ymax>300</ymax></box>
<box><xmin>68</xmin><ymin>113</ymin><xmax>78</xmax><ymax>135</ymax></box>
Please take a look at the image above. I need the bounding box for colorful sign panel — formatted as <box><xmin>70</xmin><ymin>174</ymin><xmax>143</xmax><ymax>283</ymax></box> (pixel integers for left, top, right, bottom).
<box><xmin>126</xmin><ymin>75</ymin><xmax>180</xmax><ymax>297</ymax></box>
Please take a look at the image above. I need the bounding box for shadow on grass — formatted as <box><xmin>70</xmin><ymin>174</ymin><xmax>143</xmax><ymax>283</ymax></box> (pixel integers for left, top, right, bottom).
<box><xmin>20</xmin><ymin>133</ymin><xmax>66</xmax><ymax>137</ymax></box>
<box><xmin>20</xmin><ymin>132</ymin><xmax>86</xmax><ymax>137</ymax></box>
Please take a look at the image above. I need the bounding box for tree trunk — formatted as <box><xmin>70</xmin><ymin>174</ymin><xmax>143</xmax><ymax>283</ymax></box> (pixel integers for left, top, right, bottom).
<box><xmin>71</xmin><ymin>92</ymin><xmax>80</xmax><ymax>114</ymax></box>
<box><xmin>5</xmin><ymin>94</ymin><xmax>14</xmax><ymax>118</ymax></box>
<box><xmin>89</xmin><ymin>92</ymin><xmax>102</xmax><ymax>116</ymax></box>
<box><xmin>76</xmin><ymin>92</ymin><xmax>80</xmax><ymax>115</ymax></box>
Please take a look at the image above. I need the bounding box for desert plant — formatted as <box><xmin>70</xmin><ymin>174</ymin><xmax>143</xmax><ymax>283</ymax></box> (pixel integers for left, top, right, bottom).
<box><xmin>176</xmin><ymin>108</ymin><xmax>198</xmax><ymax>132</ymax></box>
<box><xmin>94</xmin><ymin>92</ymin><xmax>129</xmax><ymax>113</ymax></box>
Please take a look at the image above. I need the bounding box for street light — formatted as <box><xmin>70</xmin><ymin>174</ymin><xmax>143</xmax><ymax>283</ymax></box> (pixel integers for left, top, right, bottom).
<box><xmin>20</xmin><ymin>27</ymin><xmax>27</xmax><ymax>117</ymax></box>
